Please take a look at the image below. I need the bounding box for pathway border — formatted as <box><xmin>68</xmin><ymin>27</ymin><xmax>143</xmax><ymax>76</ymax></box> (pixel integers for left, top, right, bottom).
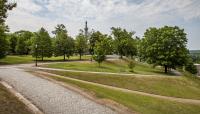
<box><xmin>36</xmin><ymin>70</ymin><xmax>200</xmax><ymax>105</ymax></box>
<box><xmin>0</xmin><ymin>81</ymin><xmax>43</xmax><ymax>114</ymax></box>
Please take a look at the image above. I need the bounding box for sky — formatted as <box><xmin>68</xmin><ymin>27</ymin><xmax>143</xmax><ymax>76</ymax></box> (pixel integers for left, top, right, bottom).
<box><xmin>6</xmin><ymin>0</ymin><xmax>200</xmax><ymax>50</ymax></box>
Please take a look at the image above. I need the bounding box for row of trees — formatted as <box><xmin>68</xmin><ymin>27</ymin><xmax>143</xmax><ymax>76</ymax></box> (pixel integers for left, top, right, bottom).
<box><xmin>0</xmin><ymin>1</ymin><xmax>197</xmax><ymax>74</ymax></box>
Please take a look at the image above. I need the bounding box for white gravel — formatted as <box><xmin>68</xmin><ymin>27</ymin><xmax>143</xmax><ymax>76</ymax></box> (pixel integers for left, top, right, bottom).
<box><xmin>0</xmin><ymin>67</ymin><xmax>117</xmax><ymax>114</ymax></box>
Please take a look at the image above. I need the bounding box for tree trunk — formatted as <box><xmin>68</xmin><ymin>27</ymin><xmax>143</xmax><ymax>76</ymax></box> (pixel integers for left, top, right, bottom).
<box><xmin>42</xmin><ymin>49</ymin><xmax>44</xmax><ymax>61</ymax></box>
<box><xmin>165</xmin><ymin>65</ymin><xmax>168</xmax><ymax>73</ymax></box>
<box><xmin>91</xmin><ymin>54</ymin><xmax>93</xmax><ymax>62</ymax></box>
<box><xmin>120</xmin><ymin>55</ymin><xmax>123</xmax><ymax>59</ymax></box>
<box><xmin>80</xmin><ymin>53</ymin><xmax>82</xmax><ymax>60</ymax></box>
<box><xmin>64</xmin><ymin>54</ymin><xmax>65</xmax><ymax>61</ymax></box>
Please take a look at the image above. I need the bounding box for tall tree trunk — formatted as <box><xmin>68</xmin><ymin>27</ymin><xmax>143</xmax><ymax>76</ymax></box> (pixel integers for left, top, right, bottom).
<box><xmin>165</xmin><ymin>65</ymin><xmax>168</xmax><ymax>73</ymax></box>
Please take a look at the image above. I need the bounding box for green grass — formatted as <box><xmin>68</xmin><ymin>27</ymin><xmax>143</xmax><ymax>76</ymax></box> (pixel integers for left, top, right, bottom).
<box><xmin>0</xmin><ymin>55</ymin><xmax>90</xmax><ymax>65</ymax></box>
<box><xmin>0</xmin><ymin>83</ymin><xmax>32</xmax><ymax>114</ymax></box>
<box><xmin>49</xmin><ymin>75</ymin><xmax>200</xmax><ymax>114</ymax></box>
<box><xmin>44</xmin><ymin>59</ymin><xmax>167</xmax><ymax>75</ymax></box>
<box><xmin>43</xmin><ymin>69</ymin><xmax>200</xmax><ymax>99</ymax></box>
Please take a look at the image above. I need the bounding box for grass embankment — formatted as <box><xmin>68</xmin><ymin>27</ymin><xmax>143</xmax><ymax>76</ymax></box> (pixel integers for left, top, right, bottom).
<box><xmin>0</xmin><ymin>83</ymin><xmax>32</xmax><ymax>114</ymax></box>
<box><xmin>48</xmin><ymin>75</ymin><xmax>200</xmax><ymax>114</ymax></box>
<box><xmin>42</xmin><ymin>69</ymin><xmax>200</xmax><ymax>99</ymax></box>
<box><xmin>44</xmin><ymin>59</ymin><xmax>168</xmax><ymax>75</ymax></box>
<box><xmin>0</xmin><ymin>55</ymin><xmax>90</xmax><ymax>65</ymax></box>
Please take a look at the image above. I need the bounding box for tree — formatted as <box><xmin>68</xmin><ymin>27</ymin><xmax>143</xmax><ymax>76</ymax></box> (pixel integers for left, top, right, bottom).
<box><xmin>140</xmin><ymin>26</ymin><xmax>188</xmax><ymax>73</ymax></box>
<box><xmin>32</xmin><ymin>28</ymin><xmax>52</xmax><ymax>61</ymax></box>
<box><xmin>128</xmin><ymin>60</ymin><xmax>136</xmax><ymax>72</ymax></box>
<box><xmin>89</xmin><ymin>31</ymin><xmax>102</xmax><ymax>60</ymax></box>
<box><xmin>7</xmin><ymin>33</ymin><xmax>17</xmax><ymax>54</ymax></box>
<box><xmin>15</xmin><ymin>31</ymin><xmax>33</xmax><ymax>55</ymax></box>
<box><xmin>111</xmin><ymin>27</ymin><xmax>137</xmax><ymax>58</ymax></box>
<box><xmin>53</xmin><ymin>24</ymin><xmax>74</xmax><ymax>61</ymax></box>
<box><xmin>0</xmin><ymin>0</ymin><xmax>16</xmax><ymax>59</ymax></box>
<box><xmin>75</xmin><ymin>30</ymin><xmax>87</xmax><ymax>60</ymax></box>
<box><xmin>93</xmin><ymin>34</ymin><xmax>113</xmax><ymax>66</ymax></box>
<box><xmin>185</xmin><ymin>58</ymin><xmax>198</xmax><ymax>74</ymax></box>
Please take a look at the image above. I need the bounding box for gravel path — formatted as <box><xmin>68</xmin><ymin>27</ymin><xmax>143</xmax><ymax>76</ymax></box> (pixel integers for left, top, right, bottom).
<box><xmin>0</xmin><ymin>67</ymin><xmax>117</xmax><ymax>114</ymax></box>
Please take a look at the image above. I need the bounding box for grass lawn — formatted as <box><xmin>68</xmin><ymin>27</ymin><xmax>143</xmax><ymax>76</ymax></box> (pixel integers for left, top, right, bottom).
<box><xmin>0</xmin><ymin>83</ymin><xmax>32</xmax><ymax>114</ymax></box>
<box><xmin>48</xmin><ymin>75</ymin><xmax>200</xmax><ymax>114</ymax></box>
<box><xmin>43</xmin><ymin>59</ymin><xmax>168</xmax><ymax>75</ymax></box>
<box><xmin>42</xmin><ymin>69</ymin><xmax>200</xmax><ymax>99</ymax></box>
<box><xmin>0</xmin><ymin>55</ymin><xmax>90</xmax><ymax>65</ymax></box>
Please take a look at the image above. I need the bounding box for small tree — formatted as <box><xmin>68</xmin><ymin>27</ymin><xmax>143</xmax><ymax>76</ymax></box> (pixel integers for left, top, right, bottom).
<box><xmin>93</xmin><ymin>34</ymin><xmax>113</xmax><ymax>67</ymax></box>
<box><xmin>128</xmin><ymin>60</ymin><xmax>136</xmax><ymax>72</ymax></box>
<box><xmin>75</xmin><ymin>30</ymin><xmax>87</xmax><ymax>60</ymax></box>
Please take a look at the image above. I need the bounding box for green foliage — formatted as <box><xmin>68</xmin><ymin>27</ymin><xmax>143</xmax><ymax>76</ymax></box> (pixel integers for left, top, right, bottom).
<box><xmin>32</xmin><ymin>28</ymin><xmax>53</xmax><ymax>60</ymax></box>
<box><xmin>89</xmin><ymin>31</ymin><xmax>102</xmax><ymax>56</ymax></box>
<box><xmin>93</xmin><ymin>34</ymin><xmax>113</xmax><ymax>66</ymax></box>
<box><xmin>15</xmin><ymin>31</ymin><xmax>33</xmax><ymax>55</ymax></box>
<box><xmin>128</xmin><ymin>60</ymin><xmax>136</xmax><ymax>72</ymax></box>
<box><xmin>0</xmin><ymin>0</ymin><xmax>16</xmax><ymax>24</ymax></box>
<box><xmin>7</xmin><ymin>34</ymin><xmax>17</xmax><ymax>54</ymax></box>
<box><xmin>0</xmin><ymin>26</ymin><xmax>8</xmax><ymax>59</ymax></box>
<box><xmin>140</xmin><ymin>26</ymin><xmax>188</xmax><ymax>73</ymax></box>
<box><xmin>75</xmin><ymin>30</ymin><xmax>88</xmax><ymax>60</ymax></box>
<box><xmin>111</xmin><ymin>27</ymin><xmax>137</xmax><ymax>58</ymax></box>
<box><xmin>185</xmin><ymin>58</ymin><xmax>198</xmax><ymax>74</ymax></box>
<box><xmin>0</xmin><ymin>0</ymin><xmax>16</xmax><ymax>59</ymax></box>
<box><xmin>53</xmin><ymin>24</ymin><xmax>75</xmax><ymax>60</ymax></box>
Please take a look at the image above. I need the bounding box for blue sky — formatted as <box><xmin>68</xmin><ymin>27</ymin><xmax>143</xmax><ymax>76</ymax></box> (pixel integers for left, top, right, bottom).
<box><xmin>6</xmin><ymin>0</ymin><xmax>200</xmax><ymax>50</ymax></box>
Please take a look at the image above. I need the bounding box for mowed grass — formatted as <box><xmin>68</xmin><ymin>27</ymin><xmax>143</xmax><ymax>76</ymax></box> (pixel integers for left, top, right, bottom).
<box><xmin>43</xmin><ymin>69</ymin><xmax>200</xmax><ymax>99</ymax></box>
<box><xmin>0</xmin><ymin>83</ymin><xmax>32</xmax><ymax>114</ymax></box>
<box><xmin>0</xmin><ymin>55</ymin><xmax>90</xmax><ymax>65</ymax></box>
<box><xmin>44</xmin><ymin>59</ymin><xmax>167</xmax><ymax>75</ymax></box>
<box><xmin>49</xmin><ymin>75</ymin><xmax>200</xmax><ymax>114</ymax></box>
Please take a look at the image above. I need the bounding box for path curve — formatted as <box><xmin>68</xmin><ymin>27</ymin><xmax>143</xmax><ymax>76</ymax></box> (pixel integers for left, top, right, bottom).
<box><xmin>36</xmin><ymin>69</ymin><xmax>200</xmax><ymax>105</ymax></box>
<box><xmin>0</xmin><ymin>67</ymin><xmax>117</xmax><ymax>114</ymax></box>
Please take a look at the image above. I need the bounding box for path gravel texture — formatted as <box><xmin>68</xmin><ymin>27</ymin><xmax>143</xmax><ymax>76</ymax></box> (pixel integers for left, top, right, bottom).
<box><xmin>0</xmin><ymin>67</ymin><xmax>117</xmax><ymax>114</ymax></box>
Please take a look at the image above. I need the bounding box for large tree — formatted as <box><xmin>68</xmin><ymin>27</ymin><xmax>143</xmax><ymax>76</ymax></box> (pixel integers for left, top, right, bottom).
<box><xmin>32</xmin><ymin>28</ymin><xmax>52</xmax><ymax>61</ymax></box>
<box><xmin>0</xmin><ymin>0</ymin><xmax>16</xmax><ymax>59</ymax></box>
<box><xmin>111</xmin><ymin>27</ymin><xmax>137</xmax><ymax>58</ymax></box>
<box><xmin>53</xmin><ymin>24</ymin><xmax>75</xmax><ymax>61</ymax></box>
<box><xmin>140</xmin><ymin>26</ymin><xmax>188</xmax><ymax>73</ymax></box>
<box><xmin>75</xmin><ymin>30</ymin><xmax>88</xmax><ymax>60</ymax></box>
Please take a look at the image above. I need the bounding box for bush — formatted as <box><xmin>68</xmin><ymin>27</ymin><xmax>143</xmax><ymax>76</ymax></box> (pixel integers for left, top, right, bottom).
<box><xmin>185</xmin><ymin>62</ymin><xmax>198</xmax><ymax>74</ymax></box>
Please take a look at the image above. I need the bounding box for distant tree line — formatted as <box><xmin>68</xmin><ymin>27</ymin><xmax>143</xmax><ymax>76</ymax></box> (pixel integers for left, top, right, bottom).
<box><xmin>0</xmin><ymin>0</ymin><xmax>197</xmax><ymax>74</ymax></box>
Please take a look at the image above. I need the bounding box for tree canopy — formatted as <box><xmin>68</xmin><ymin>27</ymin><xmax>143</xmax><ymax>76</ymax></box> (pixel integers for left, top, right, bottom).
<box><xmin>140</xmin><ymin>26</ymin><xmax>189</xmax><ymax>73</ymax></box>
<box><xmin>32</xmin><ymin>28</ymin><xmax>52</xmax><ymax>60</ymax></box>
<box><xmin>111</xmin><ymin>27</ymin><xmax>137</xmax><ymax>58</ymax></box>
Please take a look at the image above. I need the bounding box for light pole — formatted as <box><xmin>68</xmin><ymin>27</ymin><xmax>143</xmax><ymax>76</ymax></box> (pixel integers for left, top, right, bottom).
<box><xmin>35</xmin><ymin>44</ymin><xmax>38</xmax><ymax>67</ymax></box>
